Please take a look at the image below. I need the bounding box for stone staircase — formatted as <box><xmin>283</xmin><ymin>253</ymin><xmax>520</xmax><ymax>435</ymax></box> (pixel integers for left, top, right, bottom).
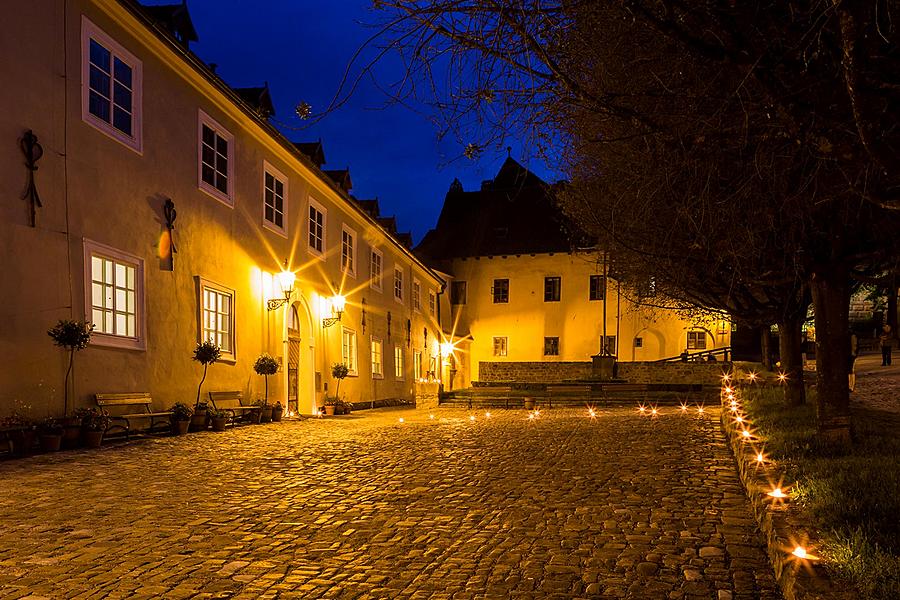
<box><xmin>440</xmin><ymin>382</ymin><xmax>718</xmax><ymax>409</ymax></box>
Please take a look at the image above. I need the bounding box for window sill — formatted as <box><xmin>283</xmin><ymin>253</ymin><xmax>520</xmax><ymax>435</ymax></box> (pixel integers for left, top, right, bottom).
<box><xmin>90</xmin><ymin>334</ymin><xmax>145</xmax><ymax>351</ymax></box>
<box><xmin>199</xmin><ymin>183</ymin><xmax>234</xmax><ymax>208</ymax></box>
<box><xmin>263</xmin><ymin>221</ymin><xmax>288</xmax><ymax>238</ymax></box>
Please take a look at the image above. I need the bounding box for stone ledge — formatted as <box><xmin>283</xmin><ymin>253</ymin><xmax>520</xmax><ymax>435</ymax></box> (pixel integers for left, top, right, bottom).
<box><xmin>720</xmin><ymin>392</ymin><xmax>854</xmax><ymax>600</ymax></box>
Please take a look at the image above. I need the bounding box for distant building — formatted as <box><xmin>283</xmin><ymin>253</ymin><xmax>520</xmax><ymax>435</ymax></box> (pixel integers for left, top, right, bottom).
<box><xmin>0</xmin><ymin>0</ymin><xmax>440</xmax><ymax>416</ymax></box>
<box><xmin>417</xmin><ymin>158</ymin><xmax>731</xmax><ymax>388</ymax></box>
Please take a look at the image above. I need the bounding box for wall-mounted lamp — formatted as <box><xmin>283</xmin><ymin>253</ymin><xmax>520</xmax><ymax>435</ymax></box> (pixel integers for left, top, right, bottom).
<box><xmin>267</xmin><ymin>262</ymin><xmax>296</xmax><ymax>311</ymax></box>
<box><xmin>322</xmin><ymin>294</ymin><xmax>346</xmax><ymax>328</ymax></box>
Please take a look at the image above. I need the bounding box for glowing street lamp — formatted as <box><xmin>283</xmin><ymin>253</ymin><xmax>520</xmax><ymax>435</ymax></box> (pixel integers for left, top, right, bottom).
<box><xmin>267</xmin><ymin>262</ymin><xmax>296</xmax><ymax>310</ymax></box>
<box><xmin>322</xmin><ymin>294</ymin><xmax>346</xmax><ymax>328</ymax></box>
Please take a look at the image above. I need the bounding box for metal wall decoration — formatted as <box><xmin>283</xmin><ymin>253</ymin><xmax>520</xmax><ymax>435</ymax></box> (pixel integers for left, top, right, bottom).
<box><xmin>20</xmin><ymin>130</ymin><xmax>43</xmax><ymax>227</ymax></box>
<box><xmin>361</xmin><ymin>298</ymin><xmax>367</xmax><ymax>334</ymax></box>
<box><xmin>387</xmin><ymin>311</ymin><xmax>392</xmax><ymax>340</ymax></box>
<box><xmin>424</xmin><ymin>328</ymin><xmax>428</xmax><ymax>350</ymax></box>
<box><xmin>163</xmin><ymin>198</ymin><xmax>178</xmax><ymax>271</ymax></box>
<box><xmin>406</xmin><ymin>319</ymin><xmax>411</xmax><ymax>348</ymax></box>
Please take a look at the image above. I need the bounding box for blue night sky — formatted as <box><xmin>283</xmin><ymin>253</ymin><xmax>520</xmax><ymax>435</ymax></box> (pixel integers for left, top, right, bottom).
<box><xmin>152</xmin><ymin>0</ymin><xmax>555</xmax><ymax>243</ymax></box>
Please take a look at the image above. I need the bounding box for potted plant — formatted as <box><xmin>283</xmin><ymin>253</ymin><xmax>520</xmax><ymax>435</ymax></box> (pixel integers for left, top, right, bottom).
<box><xmin>2</xmin><ymin>412</ymin><xmax>36</xmax><ymax>457</ymax></box>
<box><xmin>271</xmin><ymin>401</ymin><xmax>284</xmax><ymax>422</ymax></box>
<box><xmin>169</xmin><ymin>402</ymin><xmax>192</xmax><ymax>435</ymax></box>
<box><xmin>323</xmin><ymin>396</ymin><xmax>337</xmax><ymax>416</ymax></box>
<box><xmin>38</xmin><ymin>417</ymin><xmax>64</xmax><ymax>452</ymax></box>
<box><xmin>47</xmin><ymin>319</ymin><xmax>94</xmax><ymax>417</ymax></box>
<box><xmin>209</xmin><ymin>408</ymin><xmax>228</xmax><ymax>432</ymax></box>
<box><xmin>78</xmin><ymin>407</ymin><xmax>109</xmax><ymax>449</ymax></box>
<box><xmin>329</xmin><ymin>362</ymin><xmax>350</xmax><ymax>415</ymax></box>
<box><xmin>248</xmin><ymin>399</ymin><xmax>265</xmax><ymax>424</ymax></box>
<box><xmin>253</xmin><ymin>353</ymin><xmax>279</xmax><ymax>411</ymax></box>
<box><xmin>191</xmin><ymin>341</ymin><xmax>221</xmax><ymax>431</ymax></box>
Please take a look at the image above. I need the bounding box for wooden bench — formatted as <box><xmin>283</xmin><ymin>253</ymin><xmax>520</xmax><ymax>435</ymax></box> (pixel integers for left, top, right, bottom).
<box><xmin>208</xmin><ymin>391</ymin><xmax>257</xmax><ymax>426</ymax></box>
<box><xmin>464</xmin><ymin>386</ymin><xmax>513</xmax><ymax>408</ymax></box>
<box><xmin>95</xmin><ymin>393</ymin><xmax>171</xmax><ymax>440</ymax></box>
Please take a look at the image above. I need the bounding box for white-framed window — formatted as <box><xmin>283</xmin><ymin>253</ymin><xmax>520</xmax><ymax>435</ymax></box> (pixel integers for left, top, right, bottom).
<box><xmin>370</xmin><ymin>248</ymin><xmax>383</xmax><ymax>292</ymax></box>
<box><xmin>394</xmin><ymin>267</ymin><xmax>404</xmax><ymax>303</ymax></box>
<box><xmin>543</xmin><ymin>336</ymin><xmax>560</xmax><ymax>356</ymax></box>
<box><xmin>197</xmin><ymin>110</ymin><xmax>234</xmax><ymax>205</ymax></box>
<box><xmin>493</xmin><ymin>336</ymin><xmax>508</xmax><ymax>357</ymax></box>
<box><xmin>687</xmin><ymin>330</ymin><xmax>707</xmax><ymax>350</ymax></box>
<box><xmin>412</xmin><ymin>279</ymin><xmax>422</xmax><ymax>311</ymax></box>
<box><xmin>308</xmin><ymin>197</ymin><xmax>326</xmax><ymax>256</ymax></box>
<box><xmin>341</xmin><ymin>328</ymin><xmax>358</xmax><ymax>375</ymax></box>
<box><xmin>262</xmin><ymin>161</ymin><xmax>287</xmax><ymax>235</ymax></box>
<box><xmin>371</xmin><ymin>337</ymin><xmax>383</xmax><ymax>378</ymax></box>
<box><xmin>394</xmin><ymin>346</ymin><xmax>404</xmax><ymax>379</ymax></box>
<box><xmin>81</xmin><ymin>17</ymin><xmax>142</xmax><ymax>153</ymax></box>
<box><xmin>428</xmin><ymin>290</ymin><xmax>436</xmax><ymax>316</ymax></box>
<box><xmin>341</xmin><ymin>224</ymin><xmax>357</xmax><ymax>276</ymax></box>
<box><xmin>196</xmin><ymin>277</ymin><xmax>235</xmax><ymax>358</ymax></box>
<box><xmin>83</xmin><ymin>240</ymin><xmax>144</xmax><ymax>350</ymax></box>
<box><xmin>414</xmin><ymin>350</ymin><xmax>423</xmax><ymax>380</ymax></box>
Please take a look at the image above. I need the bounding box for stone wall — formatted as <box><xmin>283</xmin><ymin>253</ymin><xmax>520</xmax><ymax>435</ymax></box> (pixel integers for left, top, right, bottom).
<box><xmin>414</xmin><ymin>382</ymin><xmax>441</xmax><ymax>410</ymax></box>
<box><xmin>617</xmin><ymin>362</ymin><xmax>726</xmax><ymax>385</ymax></box>
<box><xmin>478</xmin><ymin>361</ymin><xmax>726</xmax><ymax>385</ymax></box>
<box><xmin>478</xmin><ymin>361</ymin><xmax>592</xmax><ymax>383</ymax></box>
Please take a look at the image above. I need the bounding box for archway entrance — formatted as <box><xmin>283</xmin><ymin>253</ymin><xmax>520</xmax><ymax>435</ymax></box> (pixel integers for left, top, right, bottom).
<box><xmin>286</xmin><ymin>299</ymin><xmax>316</xmax><ymax>415</ymax></box>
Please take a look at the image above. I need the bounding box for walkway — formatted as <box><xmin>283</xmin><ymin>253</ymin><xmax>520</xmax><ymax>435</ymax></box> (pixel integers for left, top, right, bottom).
<box><xmin>0</xmin><ymin>407</ymin><xmax>778</xmax><ymax>599</ymax></box>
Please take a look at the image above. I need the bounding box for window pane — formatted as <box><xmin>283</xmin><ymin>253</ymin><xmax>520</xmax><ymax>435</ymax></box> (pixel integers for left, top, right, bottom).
<box><xmin>126</xmin><ymin>315</ymin><xmax>135</xmax><ymax>337</ymax></box>
<box><xmin>116</xmin><ymin>313</ymin><xmax>126</xmax><ymax>334</ymax></box>
<box><xmin>89</xmin><ymin>66</ymin><xmax>111</xmax><ymax>99</ymax></box>
<box><xmin>89</xmin><ymin>39</ymin><xmax>111</xmax><ymax>72</ymax></box>
<box><xmin>88</xmin><ymin>91</ymin><xmax>110</xmax><ymax>123</ymax></box>
<box><xmin>113</xmin><ymin>57</ymin><xmax>132</xmax><ymax>88</ymax></box>
<box><xmin>115</xmin><ymin>288</ymin><xmax>126</xmax><ymax>309</ymax></box>
<box><xmin>202</xmin><ymin>125</ymin><xmax>215</xmax><ymax>147</ymax></box>
<box><xmin>216</xmin><ymin>135</ymin><xmax>228</xmax><ymax>156</ymax></box>
<box><xmin>92</xmin><ymin>283</ymin><xmax>103</xmax><ymax>307</ymax></box>
<box><xmin>92</xmin><ymin>309</ymin><xmax>103</xmax><ymax>326</ymax></box>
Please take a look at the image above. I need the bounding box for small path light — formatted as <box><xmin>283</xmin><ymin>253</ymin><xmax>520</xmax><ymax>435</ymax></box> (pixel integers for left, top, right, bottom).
<box><xmin>741</xmin><ymin>429</ymin><xmax>752</xmax><ymax>440</ymax></box>
<box><xmin>469</xmin><ymin>415</ymin><xmax>476</xmax><ymax>422</ymax></box>
<box><xmin>650</xmin><ymin>407</ymin><xmax>658</xmax><ymax>416</ymax></box>
<box><xmin>638</xmin><ymin>405</ymin><xmax>647</xmax><ymax>414</ymax></box>
<box><xmin>697</xmin><ymin>406</ymin><xmax>705</xmax><ymax>414</ymax></box>
<box><xmin>587</xmin><ymin>408</ymin><xmax>597</xmax><ymax>418</ymax></box>
<box><xmin>748</xmin><ymin>371</ymin><xmax>758</xmax><ymax>382</ymax></box>
<box><xmin>485</xmin><ymin>411</ymin><xmax>491</xmax><ymax>419</ymax></box>
<box><xmin>756</xmin><ymin>452</ymin><xmax>766</xmax><ymax>463</ymax></box>
<box><xmin>527</xmin><ymin>412</ymin><xmax>535</xmax><ymax>420</ymax></box>
<box><xmin>398</xmin><ymin>417</ymin><xmax>405</xmax><ymax>423</ymax></box>
<box><xmin>768</xmin><ymin>487</ymin><xmax>787</xmax><ymax>499</ymax></box>
<box><xmin>679</xmin><ymin>403</ymin><xmax>688</xmax><ymax>412</ymax></box>
<box><xmin>734</xmin><ymin>415</ymin><xmax>744</xmax><ymax>424</ymax></box>
<box><xmin>790</xmin><ymin>546</ymin><xmax>818</xmax><ymax>561</ymax></box>
<box><xmin>777</xmin><ymin>372</ymin><xmax>788</xmax><ymax>383</ymax></box>
<box><xmin>429</xmin><ymin>414</ymin><xmax>435</xmax><ymax>419</ymax></box>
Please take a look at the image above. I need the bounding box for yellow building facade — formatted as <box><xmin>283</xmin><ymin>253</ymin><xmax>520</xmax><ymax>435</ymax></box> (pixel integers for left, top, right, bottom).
<box><xmin>0</xmin><ymin>0</ymin><xmax>444</xmax><ymax>417</ymax></box>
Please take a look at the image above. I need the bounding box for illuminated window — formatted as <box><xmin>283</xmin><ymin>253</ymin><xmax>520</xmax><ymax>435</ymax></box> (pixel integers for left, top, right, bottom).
<box><xmin>493</xmin><ymin>337</ymin><xmax>508</xmax><ymax>357</ymax></box>
<box><xmin>198</xmin><ymin>111</ymin><xmax>234</xmax><ymax>204</ymax></box>
<box><xmin>394</xmin><ymin>267</ymin><xmax>404</xmax><ymax>302</ymax></box>
<box><xmin>492</xmin><ymin>279</ymin><xmax>509</xmax><ymax>304</ymax></box>
<box><xmin>428</xmin><ymin>290</ymin><xmax>436</xmax><ymax>316</ymax></box>
<box><xmin>341</xmin><ymin>328</ymin><xmax>358</xmax><ymax>375</ymax></box>
<box><xmin>412</xmin><ymin>279</ymin><xmax>421</xmax><ymax>311</ymax></box>
<box><xmin>198</xmin><ymin>278</ymin><xmax>234</xmax><ymax>356</ymax></box>
<box><xmin>544</xmin><ymin>276</ymin><xmax>561</xmax><ymax>302</ymax></box>
<box><xmin>370</xmin><ymin>248</ymin><xmax>383</xmax><ymax>291</ymax></box>
<box><xmin>687</xmin><ymin>331</ymin><xmax>707</xmax><ymax>350</ymax></box>
<box><xmin>414</xmin><ymin>351</ymin><xmax>423</xmax><ymax>379</ymax></box>
<box><xmin>263</xmin><ymin>163</ymin><xmax>287</xmax><ymax>234</ymax></box>
<box><xmin>451</xmin><ymin>281</ymin><xmax>467</xmax><ymax>305</ymax></box>
<box><xmin>308</xmin><ymin>198</ymin><xmax>326</xmax><ymax>255</ymax></box>
<box><xmin>341</xmin><ymin>225</ymin><xmax>356</xmax><ymax>276</ymax></box>
<box><xmin>371</xmin><ymin>337</ymin><xmax>383</xmax><ymax>378</ymax></box>
<box><xmin>82</xmin><ymin>17</ymin><xmax>142</xmax><ymax>151</ymax></box>
<box><xmin>394</xmin><ymin>346</ymin><xmax>404</xmax><ymax>379</ymax></box>
<box><xmin>589</xmin><ymin>275</ymin><xmax>605</xmax><ymax>301</ymax></box>
<box><xmin>84</xmin><ymin>240</ymin><xmax>143</xmax><ymax>349</ymax></box>
<box><xmin>543</xmin><ymin>337</ymin><xmax>559</xmax><ymax>356</ymax></box>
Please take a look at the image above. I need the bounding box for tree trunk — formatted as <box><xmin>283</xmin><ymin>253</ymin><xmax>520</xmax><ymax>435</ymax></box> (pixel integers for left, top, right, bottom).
<box><xmin>810</xmin><ymin>265</ymin><xmax>851</xmax><ymax>447</ymax></box>
<box><xmin>196</xmin><ymin>364</ymin><xmax>208</xmax><ymax>408</ymax></box>
<box><xmin>64</xmin><ymin>349</ymin><xmax>75</xmax><ymax>416</ymax></box>
<box><xmin>759</xmin><ymin>326</ymin><xmax>773</xmax><ymax>370</ymax></box>
<box><xmin>888</xmin><ymin>284</ymin><xmax>898</xmax><ymax>339</ymax></box>
<box><xmin>779</xmin><ymin>317</ymin><xmax>806</xmax><ymax>406</ymax></box>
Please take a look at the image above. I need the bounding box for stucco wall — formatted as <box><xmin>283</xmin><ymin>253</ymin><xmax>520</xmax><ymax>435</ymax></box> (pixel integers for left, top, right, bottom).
<box><xmin>0</xmin><ymin>0</ymin><xmax>443</xmax><ymax>419</ymax></box>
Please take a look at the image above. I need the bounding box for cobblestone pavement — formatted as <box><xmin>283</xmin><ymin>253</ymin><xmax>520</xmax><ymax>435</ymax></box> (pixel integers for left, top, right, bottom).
<box><xmin>0</xmin><ymin>407</ymin><xmax>779</xmax><ymax>600</ymax></box>
<box><xmin>852</xmin><ymin>352</ymin><xmax>900</xmax><ymax>414</ymax></box>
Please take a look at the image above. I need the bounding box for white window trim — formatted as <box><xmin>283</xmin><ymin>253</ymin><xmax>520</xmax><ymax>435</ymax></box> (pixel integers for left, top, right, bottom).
<box><xmin>493</xmin><ymin>336</ymin><xmax>508</xmax><ymax>357</ymax></box>
<box><xmin>307</xmin><ymin>196</ymin><xmax>327</xmax><ymax>259</ymax></box>
<box><xmin>412</xmin><ymin>278</ymin><xmax>422</xmax><ymax>312</ymax></box>
<box><xmin>196</xmin><ymin>276</ymin><xmax>236</xmax><ymax>362</ymax></box>
<box><xmin>341</xmin><ymin>223</ymin><xmax>358</xmax><ymax>278</ymax></box>
<box><xmin>428</xmin><ymin>290</ymin><xmax>437</xmax><ymax>317</ymax></box>
<box><xmin>394</xmin><ymin>345</ymin><xmax>405</xmax><ymax>380</ymax></box>
<box><xmin>197</xmin><ymin>110</ymin><xmax>235</xmax><ymax>206</ymax></box>
<box><xmin>82</xmin><ymin>239</ymin><xmax>145</xmax><ymax>350</ymax></box>
<box><xmin>394</xmin><ymin>266</ymin><xmax>404</xmax><ymax>304</ymax></box>
<box><xmin>341</xmin><ymin>327</ymin><xmax>358</xmax><ymax>376</ymax></box>
<box><xmin>414</xmin><ymin>350</ymin><xmax>423</xmax><ymax>380</ymax></box>
<box><xmin>370</xmin><ymin>336</ymin><xmax>384</xmax><ymax>379</ymax></box>
<box><xmin>81</xmin><ymin>17</ymin><xmax>143</xmax><ymax>154</ymax></box>
<box><xmin>262</xmin><ymin>160</ymin><xmax>288</xmax><ymax>237</ymax></box>
<box><xmin>369</xmin><ymin>247</ymin><xmax>384</xmax><ymax>292</ymax></box>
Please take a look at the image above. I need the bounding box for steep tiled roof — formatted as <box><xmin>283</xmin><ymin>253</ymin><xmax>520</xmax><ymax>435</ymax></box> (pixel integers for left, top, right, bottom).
<box><xmin>142</xmin><ymin>2</ymin><xmax>198</xmax><ymax>45</ymax></box>
<box><xmin>324</xmin><ymin>169</ymin><xmax>352</xmax><ymax>192</ymax></box>
<box><xmin>416</xmin><ymin>157</ymin><xmax>583</xmax><ymax>262</ymax></box>
<box><xmin>233</xmin><ymin>84</ymin><xmax>275</xmax><ymax>119</ymax></box>
<box><xmin>293</xmin><ymin>141</ymin><xmax>326</xmax><ymax>168</ymax></box>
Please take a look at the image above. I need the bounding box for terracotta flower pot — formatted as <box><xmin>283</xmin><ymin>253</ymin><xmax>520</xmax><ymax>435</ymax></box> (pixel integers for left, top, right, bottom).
<box><xmin>260</xmin><ymin>407</ymin><xmax>273</xmax><ymax>423</ymax></box>
<box><xmin>211</xmin><ymin>416</ymin><xmax>228</xmax><ymax>432</ymax></box>
<box><xmin>61</xmin><ymin>417</ymin><xmax>82</xmax><ymax>449</ymax></box>
<box><xmin>271</xmin><ymin>407</ymin><xmax>283</xmax><ymax>422</ymax></box>
<box><xmin>247</xmin><ymin>409</ymin><xmax>262</xmax><ymax>424</ymax></box>
<box><xmin>325</xmin><ymin>405</ymin><xmax>336</xmax><ymax>416</ymax></box>
<box><xmin>189</xmin><ymin>410</ymin><xmax>208</xmax><ymax>432</ymax></box>
<box><xmin>39</xmin><ymin>433</ymin><xmax>63</xmax><ymax>453</ymax></box>
<box><xmin>9</xmin><ymin>429</ymin><xmax>36</xmax><ymax>457</ymax></box>
<box><xmin>82</xmin><ymin>430</ymin><xmax>104</xmax><ymax>449</ymax></box>
<box><xmin>524</xmin><ymin>398</ymin><xmax>535</xmax><ymax>410</ymax></box>
<box><xmin>172</xmin><ymin>420</ymin><xmax>190</xmax><ymax>435</ymax></box>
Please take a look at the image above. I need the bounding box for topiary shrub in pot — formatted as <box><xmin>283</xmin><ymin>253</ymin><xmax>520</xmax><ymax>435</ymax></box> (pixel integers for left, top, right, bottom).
<box><xmin>169</xmin><ymin>402</ymin><xmax>193</xmax><ymax>435</ymax></box>
<box><xmin>191</xmin><ymin>341</ymin><xmax>221</xmax><ymax>431</ymax></box>
<box><xmin>38</xmin><ymin>417</ymin><xmax>64</xmax><ymax>452</ymax></box>
<box><xmin>77</xmin><ymin>407</ymin><xmax>109</xmax><ymax>449</ymax></box>
<box><xmin>271</xmin><ymin>401</ymin><xmax>284</xmax><ymax>422</ymax></box>
<box><xmin>253</xmin><ymin>353</ymin><xmax>279</xmax><ymax>409</ymax></box>
<box><xmin>47</xmin><ymin>319</ymin><xmax>93</xmax><ymax>427</ymax></box>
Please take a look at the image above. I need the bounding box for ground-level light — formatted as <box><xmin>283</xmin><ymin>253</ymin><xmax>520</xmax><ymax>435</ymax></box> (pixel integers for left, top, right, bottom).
<box><xmin>768</xmin><ymin>487</ymin><xmax>787</xmax><ymax>498</ymax></box>
<box><xmin>398</xmin><ymin>417</ymin><xmax>405</xmax><ymax>423</ymax></box>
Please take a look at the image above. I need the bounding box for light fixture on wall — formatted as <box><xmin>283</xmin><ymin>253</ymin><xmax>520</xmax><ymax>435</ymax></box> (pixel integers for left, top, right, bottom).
<box><xmin>322</xmin><ymin>294</ymin><xmax>346</xmax><ymax>328</ymax></box>
<box><xmin>267</xmin><ymin>261</ymin><xmax>296</xmax><ymax>311</ymax></box>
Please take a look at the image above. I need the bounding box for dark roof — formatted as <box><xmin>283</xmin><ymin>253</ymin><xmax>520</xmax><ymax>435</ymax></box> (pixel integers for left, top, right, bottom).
<box><xmin>416</xmin><ymin>157</ymin><xmax>583</xmax><ymax>262</ymax></box>
<box><xmin>396</xmin><ymin>232</ymin><xmax>413</xmax><ymax>249</ymax></box>
<box><xmin>141</xmin><ymin>2</ymin><xmax>198</xmax><ymax>45</ymax></box>
<box><xmin>324</xmin><ymin>169</ymin><xmax>352</xmax><ymax>192</ymax></box>
<box><xmin>355</xmin><ymin>198</ymin><xmax>380</xmax><ymax>218</ymax></box>
<box><xmin>233</xmin><ymin>84</ymin><xmax>275</xmax><ymax>119</ymax></box>
<box><xmin>377</xmin><ymin>216</ymin><xmax>398</xmax><ymax>235</ymax></box>
<box><xmin>293</xmin><ymin>141</ymin><xmax>326</xmax><ymax>167</ymax></box>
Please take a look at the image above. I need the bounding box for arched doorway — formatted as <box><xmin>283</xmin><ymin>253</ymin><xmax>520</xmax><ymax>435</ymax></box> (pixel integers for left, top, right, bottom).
<box><xmin>286</xmin><ymin>298</ymin><xmax>316</xmax><ymax>415</ymax></box>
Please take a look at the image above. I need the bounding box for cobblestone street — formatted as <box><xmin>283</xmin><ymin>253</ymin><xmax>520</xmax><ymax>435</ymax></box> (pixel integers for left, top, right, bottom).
<box><xmin>0</xmin><ymin>407</ymin><xmax>778</xmax><ymax>599</ymax></box>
